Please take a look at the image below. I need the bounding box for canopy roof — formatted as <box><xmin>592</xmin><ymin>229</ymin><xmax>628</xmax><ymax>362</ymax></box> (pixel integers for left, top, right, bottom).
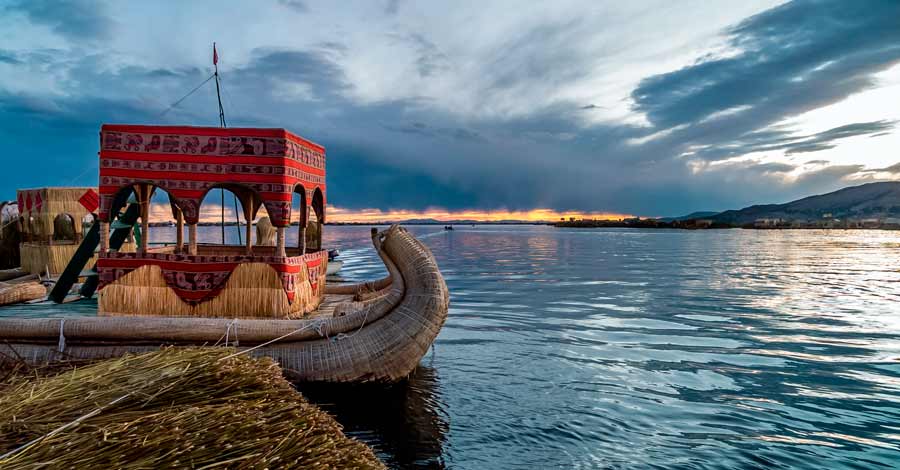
<box><xmin>98</xmin><ymin>124</ymin><xmax>326</xmax><ymax>226</ymax></box>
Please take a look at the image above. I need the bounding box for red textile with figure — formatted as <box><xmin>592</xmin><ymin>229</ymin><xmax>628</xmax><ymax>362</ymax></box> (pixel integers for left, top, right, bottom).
<box><xmin>97</xmin><ymin>125</ymin><xmax>326</xmax><ymax>227</ymax></box>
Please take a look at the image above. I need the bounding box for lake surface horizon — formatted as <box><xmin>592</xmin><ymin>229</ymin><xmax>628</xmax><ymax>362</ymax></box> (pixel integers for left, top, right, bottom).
<box><xmin>4</xmin><ymin>225</ymin><xmax>900</xmax><ymax>469</ymax></box>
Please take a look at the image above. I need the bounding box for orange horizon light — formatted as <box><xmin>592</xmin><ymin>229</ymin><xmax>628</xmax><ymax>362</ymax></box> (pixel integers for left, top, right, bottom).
<box><xmin>148</xmin><ymin>202</ymin><xmax>631</xmax><ymax>224</ymax></box>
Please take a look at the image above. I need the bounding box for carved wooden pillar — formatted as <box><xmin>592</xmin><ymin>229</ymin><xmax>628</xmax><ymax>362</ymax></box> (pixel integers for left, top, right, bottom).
<box><xmin>244</xmin><ymin>200</ymin><xmax>255</xmax><ymax>256</ymax></box>
<box><xmin>317</xmin><ymin>222</ymin><xmax>323</xmax><ymax>252</ymax></box>
<box><xmin>188</xmin><ymin>224</ymin><xmax>198</xmax><ymax>255</ymax></box>
<box><xmin>175</xmin><ymin>209</ymin><xmax>184</xmax><ymax>254</ymax></box>
<box><xmin>299</xmin><ymin>224</ymin><xmax>307</xmax><ymax>254</ymax></box>
<box><xmin>100</xmin><ymin>221</ymin><xmax>110</xmax><ymax>253</ymax></box>
<box><xmin>135</xmin><ymin>184</ymin><xmax>151</xmax><ymax>254</ymax></box>
<box><xmin>276</xmin><ymin>226</ymin><xmax>286</xmax><ymax>257</ymax></box>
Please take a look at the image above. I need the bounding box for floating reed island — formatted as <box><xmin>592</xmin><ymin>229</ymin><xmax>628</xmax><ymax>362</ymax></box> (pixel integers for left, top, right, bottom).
<box><xmin>0</xmin><ymin>348</ymin><xmax>385</xmax><ymax>469</ymax></box>
<box><xmin>0</xmin><ymin>124</ymin><xmax>450</xmax><ymax>383</ymax></box>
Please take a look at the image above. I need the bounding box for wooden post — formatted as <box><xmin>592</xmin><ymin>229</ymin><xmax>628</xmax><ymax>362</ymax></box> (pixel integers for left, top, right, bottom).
<box><xmin>100</xmin><ymin>222</ymin><xmax>110</xmax><ymax>253</ymax></box>
<box><xmin>175</xmin><ymin>209</ymin><xmax>184</xmax><ymax>254</ymax></box>
<box><xmin>299</xmin><ymin>224</ymin><xmax>307</xmax><ymax>254</ymax></box>
<box><xmin>244</xmin><ymin>204</ymin><xmax>254</xmax><ymax>256</ymax></box>
<box><xmin>316</xmin><ymin>222</ymin><xmax>323</xmax><ymax>252</ymax></box>
<box><xmin>188</xmin><ymin>224</ymin><xmax>198</xmax><ymax>255</ymax></box>
<box><xmin>137</xmin><ymin>185</ymin><xmax>150</xmax><ymax>254</ymax></box>
<box><xmin>276</xmin><ymin>226</ymin><xmax>286</xmax><ymax>257</ymax></box>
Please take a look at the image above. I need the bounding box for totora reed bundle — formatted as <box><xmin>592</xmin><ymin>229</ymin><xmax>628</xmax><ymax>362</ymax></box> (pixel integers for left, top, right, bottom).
<box><xmin>0</xmin><ymin>282</ymin><xmax>45</xmax><ymax>306</ymax></box>
<box><xmin>19</xmin><ymin>243</ymin><xmax>95</xmax><ymax>277</ymax></box>
<box><xmin>0</xmin><ymin>348</ymin><xmax>385</xmax><ymax>469</ymax></box>
<box><xmin>19</xmin><ymin>241</ymin><xmax>135</xmax><ymax>277</ymax></box>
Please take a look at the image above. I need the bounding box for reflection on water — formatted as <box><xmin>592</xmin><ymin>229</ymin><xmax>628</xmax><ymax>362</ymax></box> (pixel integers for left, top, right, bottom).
<box><xmin>299</xmin><ymin>365</ymin><xmax>449</xmax><ymax>469</ymax></box>
<box><xmin>5</xmin><ymin>225</ymin><xmax>900</xmax><ymax>468</ymax></box>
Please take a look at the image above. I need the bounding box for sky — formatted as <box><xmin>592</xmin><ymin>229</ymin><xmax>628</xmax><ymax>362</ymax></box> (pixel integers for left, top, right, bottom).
<box><xmin>1</xmin><ymin>0</ymin><xmax>899</xmax><ymax>221</ymax></box>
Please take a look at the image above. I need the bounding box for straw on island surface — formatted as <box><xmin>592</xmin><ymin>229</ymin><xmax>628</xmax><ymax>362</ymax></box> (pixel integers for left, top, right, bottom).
<box><xmin>0</xmin><ymin>347</ymin><xmax>385</xmax><ymax>469</ymax></box>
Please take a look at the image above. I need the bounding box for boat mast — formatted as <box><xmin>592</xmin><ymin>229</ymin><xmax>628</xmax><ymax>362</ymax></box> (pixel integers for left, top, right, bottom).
<box><xmin>212</xmin><ymin>43</ymin><xmax>238</xmax><ymax>245</ymax></box>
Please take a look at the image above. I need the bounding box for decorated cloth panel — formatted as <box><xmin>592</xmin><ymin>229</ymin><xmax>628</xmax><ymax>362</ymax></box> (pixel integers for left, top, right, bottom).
<box><xmin>97</xmin><ymin>124</ymin><xmax>325</xmax><ymax>226</ymax></box>
<box><xmin>97</xmin><ymin>250</ymin><xmax>327</xmax><ymax>305</ymax></box>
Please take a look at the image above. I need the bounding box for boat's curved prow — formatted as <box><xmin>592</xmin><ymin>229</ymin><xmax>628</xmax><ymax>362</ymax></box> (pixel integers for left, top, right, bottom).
<box><xmin>275</xmin><ymin>225</ymin><xmax>450</xmax><ymax>381</ymax></box>
<box><xmin>0</xmin><ymin>225</ymin><xmax>449</xmax><ymax>383</ymax></box>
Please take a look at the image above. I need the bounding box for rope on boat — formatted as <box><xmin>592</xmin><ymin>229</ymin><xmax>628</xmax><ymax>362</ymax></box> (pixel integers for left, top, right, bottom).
<box><xmin>157</xmin><ymin>73</ymin><xmax>215</xmax><ymax>117</ymax></box>
<box><xmin>57</xmin><ymin>319</ymin><xmax>65</xmax><ymax>353</ymax></box>
<box><xmin>223</xmin><ymin>318</ymin><xmax>238</xmax><ymax>347</ymax></box>
<box><xmin>217</xmin><ymin>320</ymin><xmax>325</xmax><ymax>362</ymax></box>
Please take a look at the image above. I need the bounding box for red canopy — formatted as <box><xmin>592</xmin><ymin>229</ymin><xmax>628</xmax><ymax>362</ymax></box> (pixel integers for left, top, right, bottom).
<box><xmin>97</xmin><ymin>124</ymin><xmax>325</xmax><ymax>226</ymax></box>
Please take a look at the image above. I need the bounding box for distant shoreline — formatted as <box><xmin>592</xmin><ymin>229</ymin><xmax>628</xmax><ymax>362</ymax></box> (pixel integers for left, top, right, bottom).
<box><xmin>553</xmin><ymin>220</ymin><xmax>900</xmax><ymax>230</ymax></box>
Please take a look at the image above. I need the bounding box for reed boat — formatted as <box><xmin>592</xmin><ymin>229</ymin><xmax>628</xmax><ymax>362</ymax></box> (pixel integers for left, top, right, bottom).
<box><xmin>0</xmin><ymin>225</ymin><xmax>448</xmax><ymax>382</ymax></box>
<box><xmin>0</xmin><ymin>124</ymin><xmax>450</xmax><ymax>382</ymax></box>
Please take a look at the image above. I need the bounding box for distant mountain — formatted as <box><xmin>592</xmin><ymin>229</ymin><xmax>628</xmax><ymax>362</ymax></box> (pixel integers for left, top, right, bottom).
<box><xmin>658</xmin><ymin>211</ymin><xmax>720</xmax><ymax>222</ymax></box>
<box><xmin>712</xmin><ymin>181</ymin><xmax>900</xmax><ymax>225</ymax></box>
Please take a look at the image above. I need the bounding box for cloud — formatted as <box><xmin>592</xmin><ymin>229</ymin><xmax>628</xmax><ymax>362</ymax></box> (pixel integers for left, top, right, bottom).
<box><xmin>629</xmin><ymin>0</ymin><xmax>900</xmax><ymax>164</ymax></box>
<box><xmin>228</xmin><ymin>48</ymin><xmax>349</xmax><ymax>103</ymax></box>
<box><xmin>875</xmin><ymin>162</ymin><xmax>900</xmax><ymax>174</ymax></box>
<box><xmin>384</xmin><ymin>0</ymin><xmax>401</xmax><ymax>16</ymax></box>
<box><xmin>388</xmin><ymin>33</ymin><xmax>448</xmax><ymax>78</ymax></box>
<box><xmin>5</xmin><ymin>0</ymin><xmax>113</xmax><ymax>40</ymax></box>
<box><xmin>0</xmin><ymin>0</ymin><xmax>898</xmax><ymax>217</ymax></box>
<box><xmin>686</xmin><ymin>120</ymin><xmax>897</xmax><ymax>161</ymax></box>
<box><xmin>277</xmin><ymin>0</ymin><xmax>308</xmax><ymax>13</ymax></box>
<box><xmin>0</xmin><ymin>50</ymin><xmax>21</xmax><ymax>65</ymax></box>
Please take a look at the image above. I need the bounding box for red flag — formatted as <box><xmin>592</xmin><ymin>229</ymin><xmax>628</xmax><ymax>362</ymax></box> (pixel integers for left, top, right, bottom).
<box><xmin>213</xmin><ymin>43</ymin><xmax>218</xmax><ymax>65</ymax></box>
<box><xmin>79</xmin><ymin>188</ymin><xmax>100</xmax><ymax>213</ymax></box>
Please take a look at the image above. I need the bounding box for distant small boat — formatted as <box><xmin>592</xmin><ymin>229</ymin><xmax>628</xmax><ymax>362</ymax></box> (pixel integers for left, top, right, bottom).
<box><xmin>326</xmin><ymin>260</ymin><xmax>343</xmax><ymax>276</ymax></box>
<box><xmin>444</xmin><ymin>225</ymin><xmax>454</xmax><ymax>231</ymax></box>
<box><xmin>326</xmin><ymin>249</ymin><xmax>342</xmax><ymax>275</ymax></box>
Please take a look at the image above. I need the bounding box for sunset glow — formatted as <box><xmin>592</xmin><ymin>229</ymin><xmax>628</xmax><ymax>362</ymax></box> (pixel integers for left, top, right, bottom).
<box><xmin>149</xmin><ymin>202</ymin><xmax>631</xmax><ymax>224</ymax></box>
<box><xmin>326</xmin><ymin>207</ymin><xmax>632</xmax><ymax>224</ymax></box>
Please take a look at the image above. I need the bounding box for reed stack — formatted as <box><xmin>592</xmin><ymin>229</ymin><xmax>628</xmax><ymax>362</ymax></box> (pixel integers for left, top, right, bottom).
<box><xmin>0</xmin><ymin>348</ymin><xmax>385</xmax><ymax>469</ymax></box>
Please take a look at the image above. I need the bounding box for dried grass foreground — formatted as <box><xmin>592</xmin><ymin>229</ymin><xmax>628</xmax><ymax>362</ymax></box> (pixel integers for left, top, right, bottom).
<box><xmin>0</xmin><ymin>347</ymin><xmax>385</xmax><ymax>469</ymax></box>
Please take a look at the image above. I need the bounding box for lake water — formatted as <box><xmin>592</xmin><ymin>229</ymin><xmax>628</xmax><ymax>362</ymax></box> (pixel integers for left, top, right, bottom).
<box><xmin>5</xmin><ymin>225</ymin><xmax>900</xmax><ymax>469</ymax></box>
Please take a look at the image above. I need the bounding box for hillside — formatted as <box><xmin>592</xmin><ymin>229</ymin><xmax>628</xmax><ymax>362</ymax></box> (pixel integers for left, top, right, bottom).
<box><xmin>659</xmin><ymin>211</ymin><xmax>720</xmax><ymax>222</ymax></box>
<box><xmin>711</xmin><ymin>181</ymin><xmax>900</xmax><ymax>224</ymax></box>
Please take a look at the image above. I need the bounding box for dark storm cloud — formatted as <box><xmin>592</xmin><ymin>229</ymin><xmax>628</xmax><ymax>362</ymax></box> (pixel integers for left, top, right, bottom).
<box><xmin>686</xmin><ymin>120</ymin><xmax>897</xmax><ymax>161</ymax></box>
<box><xmin>384</xmin><ymin>0</ymin><xmax>401</xmax><ymax>16</ymax></box>
<box><xmin>632</xmin><ymin>1</ymin><xmax>900</xmax><ymax>130</ymax></box>
<box><xmin>5</xmin><ymin>0</ymin><xmax>113</xmax><ymax>40</ymax></box>
<box><xmin>0</xmin><ymin>50</ymin><xmax>21</xmax><ymax>65</ymax></box>
<box><xmin>627</xmin><ymin>0</ymin><xmax>900</xmax><ymax>173</ymax></box>
<box><xmin>383</xmin><ymin>121</ymin><xmax>484</xmax><ymax>142</ymax></box>
<box><xmin>229</xmin><ymin>48</ymin><xmax>349</xmax><ymax>100</ymax></box>
<box><xmin>875</xmin><ymin>162</ymin><xmax>900</xmax><ymax>174</ymax></box>
<box><xmin>277</xmin><ymin>0</ymin><xmax>308</xmax><ymax>13</ymax></box>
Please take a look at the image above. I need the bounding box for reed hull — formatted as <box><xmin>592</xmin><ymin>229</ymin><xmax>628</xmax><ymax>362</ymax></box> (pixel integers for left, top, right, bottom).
<box><xmin>0</xmin><ymin>226</ymin><xmax>449</xmax><ymax>383</ymax></box>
